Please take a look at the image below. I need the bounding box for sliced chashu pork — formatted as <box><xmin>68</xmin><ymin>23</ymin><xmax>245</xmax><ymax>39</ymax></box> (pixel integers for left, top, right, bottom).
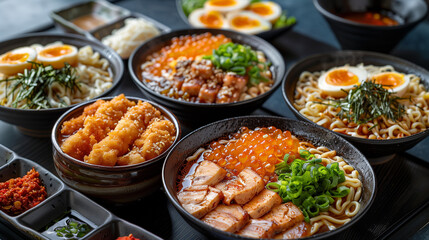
<box><xmin>193</xmin><ymin>160</ymin><xmax>227</xmax><ymax>186</ymax></box>
<box><xmin>243</xmin><ymin>189</ymin><xmax>282</xmax><ymax>219</ymax></box>
<box><xmin>202</xmin><ymin>204</ymin><xmax>249</xmax><ymax>232</ymax></box>
<box><xmin>215</xmin><ymin>168</ymin><xmax>265</xmax><ymax>205</ymax></box>
<box><xmin>262</xmin><ymin>202</ymin><xmax>305</xmax><ymax>234</ymax></box>
<box><xmin>274</xmin><ymin>221</ymin><xmax>311</xmax><ymax>239</ymax></box>
<box><xmin>237</xmin><ymin>219</ymin><xmax>278</xmax><ymax>238</ymax></box>
<box><xmin>178</xmin><ymin>185</ymin><xmax>223</xmax><ymax>218</ymax></box>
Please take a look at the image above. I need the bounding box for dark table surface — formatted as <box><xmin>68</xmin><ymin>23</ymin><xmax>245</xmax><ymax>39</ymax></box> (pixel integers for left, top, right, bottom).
<box><xmin>0</xmin><ymin>0</ymin><xmax>429</xmax><ymax>239</ymax></box>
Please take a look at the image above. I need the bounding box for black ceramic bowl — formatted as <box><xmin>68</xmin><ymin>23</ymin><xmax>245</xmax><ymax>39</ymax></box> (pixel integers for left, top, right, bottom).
<box><xmin>176</xmin><ymin>0</ymin><xmax>295</xmax><ymax>40</ymax></box>
<box><xmin>163</xmin><ymin>116</ymin><xmax>376</xmax><ymax>240</ymax></box>
<box><xmin>282</xmin><ymin>50</ymin><xmax>429</xmax><ymax>161</ymax></box>
<box><xmin>51</xmin><ymin>96</ymin><xmax>181</xmax><ymax>203</ymax></box>
<box><xmin>0</xmin><ymin>33</ymin><xmax>123</xmax><ymax>137</ymax></box>
<box><xmin>314</xmin><ymin>0</ymin><xmax>428</xmax><ymax>52</ymax></box>
<box><xmin>129</xmin><ymin>28</ymin><xmax>285</xmax><ymax>124</ymax></box>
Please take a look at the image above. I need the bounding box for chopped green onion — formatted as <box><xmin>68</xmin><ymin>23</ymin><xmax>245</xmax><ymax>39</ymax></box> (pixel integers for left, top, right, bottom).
<box><xmin>203</xmin><ymin>42</ymin><xmax>271</xmax><ymax>86</ymax></box>
<box><xmin>267</xmin><ymin>150</ymin><xmax>350</xmax><ymax>222</ymax></box>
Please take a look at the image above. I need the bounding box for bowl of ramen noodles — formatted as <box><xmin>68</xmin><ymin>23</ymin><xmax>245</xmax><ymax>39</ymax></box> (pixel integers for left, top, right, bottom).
<box><xmin>0</xmin><ymin>33</ymin><xmax>123</xmax><ymax>136</ymax></box>
<box><xmin>283</xmin><ymin>50</ymin><xmax>429</xmax><ymax>160</ymax></box>
<box><xmin>163</xmin><ymin>116</ymin><xmax>375</xmax><ymax>239</ymax></box>
<box><xmin>176</xmin><ymin>0</ymin><xmax>296</xmax><ymax>40</ymax></box>
<box><xmin>129</xmin><ymin>28</ymin><xmax>285</xmax><ymax>123</ymax></box>
<box><xmin>51</xmin><ymin>95</ymin><xmax>181</xmax><ymax>203</ymax></box>
<box><xmin>314</xmin><ymin>0</ymin><xmax>428</xmax><ymax>52</ymax></box>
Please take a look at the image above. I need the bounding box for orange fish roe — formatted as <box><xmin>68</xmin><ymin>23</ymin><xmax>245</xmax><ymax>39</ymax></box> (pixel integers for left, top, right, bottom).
<box><xmin>143</xmin><ymin>33</ymin><xmax>231</xmax><ymax>77</ymax></box>
<box><xmin>204</xmin><ymin>126</ymin><xmax>300</xmax><ymax>183</ymax></box>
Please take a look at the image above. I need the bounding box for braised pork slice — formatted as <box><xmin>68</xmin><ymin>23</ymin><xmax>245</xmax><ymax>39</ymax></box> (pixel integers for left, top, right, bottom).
<box><xmin>215</xmin><ymin>168</ymin><xmax>265</xmax><ymax>205</ymax></box>
<box><xmin>181</xmin><ymin>78</ymin><xmax>204</xmax><ymax>96</ymax></box>
<box><xmin>193</xmin><ymin>160</ymin><xmax>227</xmax><ymax>186</ymax></box>
<box><xmin>178</xmin><ymin>185</ymin><xmax>223</xmax><ymax>219</ymax></box>
<box><xmin>202</xmin><ymin>204</ymin><xmax>249</xmax><ymax>232</ymax></box>
<box><xmin>262</xmin><ymin>202</ymin><xmax>304</xmax><ymax>234</ymax></box>
<box><xmin>243</xmin><ymin>189</ymin><xmax>282</xmax><ymax>219</ymax></box>
<box><xmin>237</xmin><ymin>219</ymin><xmax>278</xmax><ymax>238</ymax></box>
<box><xmin>216</xmin><ymin>73</ymin><xmax>248</xmax><ymax>103</ymax></box>
<box><xmin>198</xmin><ymin>83</ymin><xmax>221</xmax><ymax>103</ymax></box>
<box><xmin>274</xmin><ymin>221</ymin><xmax>311</xmax><ymax>239</ymax></box>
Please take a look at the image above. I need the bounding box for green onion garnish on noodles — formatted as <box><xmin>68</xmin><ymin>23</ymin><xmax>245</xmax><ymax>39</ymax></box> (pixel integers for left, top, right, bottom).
<box><xmin>266</xmin><ymin>149</ymin><xmax>350</xmax><ymax>223</ymax></box>
<box><xmin>0</xmin><ymin>61</ymin><xmax>79</xmax><ymax>109</ymax></box>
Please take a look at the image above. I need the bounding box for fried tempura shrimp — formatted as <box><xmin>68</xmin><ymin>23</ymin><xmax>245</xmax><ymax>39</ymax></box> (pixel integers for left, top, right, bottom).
<box><xmin>117</xmin><ymin>119</ymin><xmax>176</xmax><ymax>166</ymax></box>
<box><xmin>60</xmin><ymin>99</ymin><xmax>105</xmax><ymax>135</ymax></box>
<box><xmin>84</xmin><ymin>101</ymin><xmax>161</xmax><ymax>166</ymax></box>
<box><xmin>61</xmin><ymin>94</ymin><xmax>135</xmax><ymax>160</ymax></box>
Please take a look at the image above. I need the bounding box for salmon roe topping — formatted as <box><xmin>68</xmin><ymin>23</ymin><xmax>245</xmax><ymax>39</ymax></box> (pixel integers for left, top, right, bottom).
<box><xmin>204</xmin><ymin>126</ymin><xmax>300</xmax><ymax>182</ymax></box>
<box><xmin>143</xmin><ymin>33</ymin><xmax>231</xmax><ymax>77</ymax></box>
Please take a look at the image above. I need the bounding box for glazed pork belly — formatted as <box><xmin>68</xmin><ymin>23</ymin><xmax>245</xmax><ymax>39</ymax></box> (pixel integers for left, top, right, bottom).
<box><xmin>202</xmin><ymin>204</ymin><xmax>249</xmax><ymax>232</ymax></box>
<box><xmin>178</xmin><ymin>185</ymin><xmax>223</xmax><ymax>219</ymax></box>
<box><xmin>237</xmin><ymin>219</ymin><xmax>278</xmax><ymax>238</ymax></box>
<box><xmin>262</xmin><ymin>202</ymin><xmax>305</xmax><ymax>234</ymax></box>
<box><xmin>192</xmin><ymin>160</ymin><xmax>227</xmax><ymax>186</ymax></box>
<box><xmin>274</xmin><ymin>221</ymin><xmax>311</xmax><ymax>239</ymax></box>
<box><xmin>243</xmin><ymin>189</ymin><xmax>282</xmax><ymax>219</ymax></box>
<box><xmin>216</xmin><ymin>73</ymin><xmax>248</xmax><ymax>103</ymax></box>
<box><xmin>215</xmin><ymin>168</ymin><xmax>265</xmax><ymax>205</ymax></box>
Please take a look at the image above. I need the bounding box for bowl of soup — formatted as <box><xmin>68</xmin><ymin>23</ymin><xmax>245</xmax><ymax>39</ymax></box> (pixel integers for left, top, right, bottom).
<box><xmin>282</xmin><ymin>50</ymin><xmax>429</xmax><ymax>161</ymax></box>
<box><xmin>163</xmin><ymin>116</ymin><xmax>375</xmax><ymax>239</ymax></box>
<box><xmin>314</xmin><ymin>0</ymin><xmax>428</xmax><ymax>52</ymax></box>
<box><xmin>52</xmin><ymin>95</ymin><xmax>181</xmax><ymax>203</ymax></box>
<box><xmin>129</xmin><ymin>28</ymin><xmax>285</xmax><ymax>125</ymax></box>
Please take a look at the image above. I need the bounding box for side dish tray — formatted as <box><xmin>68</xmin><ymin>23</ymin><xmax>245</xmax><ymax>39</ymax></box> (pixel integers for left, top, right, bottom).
<box><xmin>0</xmin><ymin>145</ymin><xmax>162</xmax><ymax>240</ymax></box>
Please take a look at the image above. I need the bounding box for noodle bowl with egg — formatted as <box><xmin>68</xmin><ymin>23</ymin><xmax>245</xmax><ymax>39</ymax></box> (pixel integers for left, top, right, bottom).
<box><xmin>293</xmin><ymin>64</ymin><xmax>429</xmax><ymax>139</ymax></box>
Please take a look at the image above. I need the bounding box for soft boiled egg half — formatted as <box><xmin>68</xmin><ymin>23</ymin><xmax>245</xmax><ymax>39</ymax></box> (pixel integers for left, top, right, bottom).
<box><xmin>204</xmin><ymin>0</ymin><xmax>250</xmax><ymax>13</ymax></box>
<box><xmin>0</xmin><ymin>47</ymin><xmax>37</xmax><ymax>76</ymax></box>
<box><xmin>37</xmin><ymin>44</ymin><xmax>78</xmax><ymax>69</ymax></box>
<box><xmin>371</xmin><ymin>72</ymin><xmax>410</xmax><ymax>97</ymax></box>
<box><xmin>189</xmin><ymin>9</ymin><xmax>229</xmax><ymax>29</ymax></box>
<box><xmin>318</xmin><ymin>66</ymin><xmax>367</xmax><ymax>98</ymax></box>
<box><xmin>248</xmin><ymin>1</ymin><xmax>282</xmax><ymax>23</ymax></box>
<box><xmin>227</xmin><ymin>11</ymin><xmax>271</xmax><ymax>34</ymax></box>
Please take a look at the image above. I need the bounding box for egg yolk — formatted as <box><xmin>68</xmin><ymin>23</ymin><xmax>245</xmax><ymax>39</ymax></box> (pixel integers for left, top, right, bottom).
<box><xmin>209</xmin><ymin>0</ymin><xmax>236</xmax><ymax>7</ymax></box>
<box><xmin>0</xmin><ymin>52</ymin><xmax>30</xmax><ymax>64</ymax></box>
<box><xmin>200</xmin><ymin>11</ymin><xmax>223</xmax><ymax>28</ymax></box>
<box><xmin>250</xmin><ymin>3</ymin><xmax>273</xmax><ymax>16</ymax></box>
<box><xmin>372</xmin><ymin>72</ymin><xmax>405</xmax><ymax>89</ymax></box>
<box><xmin>326</xmin><ymin>69</ymin><xmax>359</xmax><ymax>86</ymax></box>
<box><xmin>232</xmin><ymin>16</ymin><xmax>261</xmax><ymax>28</ymax></box>
<box><xmin>39</xmin><ymin>45</ymin><xmax>74</xmax><ymax>58</ymax></box>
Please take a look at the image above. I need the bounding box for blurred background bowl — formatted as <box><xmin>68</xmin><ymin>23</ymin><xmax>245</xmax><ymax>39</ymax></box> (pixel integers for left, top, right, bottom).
<box><xmin>282</xmin><ymin>50</ymin><xmax>429</xmax><ymax>161</ymax></box>
<box><xmin>51</xmin><ymin>0</ymin><xmax>130</xmax><ymax>36</ymax></box>
<box><xmin>314</xmin><ymin>0</ymin><xmax>428</xmax><ymax>52</ymax></box>
<box><xmin>163</xmin><ymin>116</ymin><xmax>376</xmax><ymax>240</ymax></box>
<box><xmin>175</xmin><ymin>0</ymin><xmax>295</xmax><ymax>40</ymax></box>
<box><xmin>0</xmin><ymin>33</ymin><xmax>123</xmax><ymax>137</ymax></box>
<box><xmin>129</xmin><ymin>28</ymin><xmax>286</xmax><ymax>126</ymax></box>
<box><xmin>51</xmin><ymin>96</ymin><xmax>181</xmax><ymax>203</ymax></box>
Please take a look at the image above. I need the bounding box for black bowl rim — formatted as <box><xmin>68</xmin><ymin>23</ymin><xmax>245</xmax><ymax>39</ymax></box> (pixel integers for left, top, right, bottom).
<box><xmin>128</xmin><ymin>28</ymin><xmax>285</xmax><ymax>108</ymax></box>
<box><xmin>174</xmin><ymin>0</ymin><xmax>297</xmax><ymax>36</ymax></box>
<box><xmin>162</xmin><ymin>115</ymin><xmax>376</xmax><ymax>240</ymax></box>
<box><xmin>0</xmin><ymin>32</ymin><xmax>123</xmax><ymax>113</ymax></box>
<box><xmin>51</xmin><ymin>95</ymin><xmax>182</xmax><ymax>171</ymax></box>
<box><xmin>313</xmin><ymin>0</ymin><xmax>429</xmax><ymax>29</ymax></box>
<box><xmin>282</xmin><ymin>50</ymin><xmax>429</xmax><ymax>145</ymax></box>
